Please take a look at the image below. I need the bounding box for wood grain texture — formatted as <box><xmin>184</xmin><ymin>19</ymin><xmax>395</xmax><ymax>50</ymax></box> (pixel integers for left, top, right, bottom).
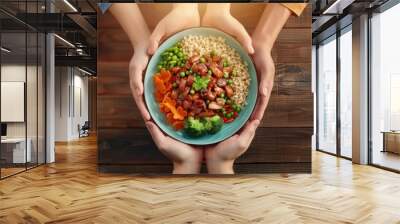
<box><xmin>1</xmin><ymin>136</ymin><xmax>400</xmax><ymax>223</ymax></box>
<box><xmin>97</xmin><ymin>3</ymin><xmax>312</xmax><ymax>173</ymax></box>
<box><xmin>98</xmin><ymin>127</ymin><xmax>312</xmax><ymax>167</ymax></box>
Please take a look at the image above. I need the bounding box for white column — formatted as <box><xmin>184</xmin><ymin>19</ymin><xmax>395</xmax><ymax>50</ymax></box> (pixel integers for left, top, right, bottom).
<box><xmin>46</xmin><ymin>32</ymin><xmax>55</xmax><ymax>163</ymax></box>
<box><xmin>352</xmin><ymin>14</ymin><xmax>369</xmax><ymax>164</ymax></box>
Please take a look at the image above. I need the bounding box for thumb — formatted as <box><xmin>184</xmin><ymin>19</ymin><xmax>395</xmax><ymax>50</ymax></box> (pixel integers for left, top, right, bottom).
<box><xmin>228</xmin><ymin>20</ymin><xmax>254</xmax><ymax>54</ymax></box>
<box><xmin>235</xmin><ymin>32</ymin><xmax>254</xmax><ymax>55</ymax></box>
<box><xmin>242</xmin><ymin>119</ymin><xmax>260</xmax><ymax>136</ymax></box>
<box><xmin>145</xmin><ymin>121</ymin><xmax>164</xmax><ymax>145</ymax></box>
<box><xmin>129</xmin><ymin>66</ymin><xmax>143</xmax><ymax>96</ymax></box>
<box><xmin>259</xmin><ymin>73</ymin><xmax>269</xmax><ymax>97</ymax></box>
<box><xmin>148</xmin><ymin>25</ymin><xmax>164</xmax><ymax>55</ymax></box>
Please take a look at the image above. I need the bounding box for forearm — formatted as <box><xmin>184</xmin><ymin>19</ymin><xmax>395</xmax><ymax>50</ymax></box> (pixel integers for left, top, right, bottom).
<box><xmin>206</xmin><ymin>159</ymin><xmax>234</xmax><ymax>174</ymax></box>
<box><xmin>252</xmin><ymin>4</ymin><xmax>291</xmax><ymax>51</ymax></box>
<box><xmin>172</xmin><ymin>3</ymin><xmax>198</xmax><ymax>11</ymax></box>
<box><xmin>172</xmin><ymin>161</ymin><xmax>201</xmax><ymax>174</ymax></box>
<box><xmin>204</xmin><ymin>3</ymin><xmax>230</xmax><ymax>15</ymax></box>
<box><xmin>109</xmin><ymin>3</ymin><xmax>150</xmax><ymax>51</ymax></box>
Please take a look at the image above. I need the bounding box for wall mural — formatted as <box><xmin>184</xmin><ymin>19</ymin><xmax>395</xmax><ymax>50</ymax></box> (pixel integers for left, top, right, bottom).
<box><xmin>97</xmin><ymin>3</ymin><xmax>312</xmax><ymax>174</ymax></box>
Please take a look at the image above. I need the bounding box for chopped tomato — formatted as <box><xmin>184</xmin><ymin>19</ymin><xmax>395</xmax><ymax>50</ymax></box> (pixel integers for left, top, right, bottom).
<box><xmin>172</xmin><ymin>120</ymin><xmax>184</xmax><ymax>130</ymax></box>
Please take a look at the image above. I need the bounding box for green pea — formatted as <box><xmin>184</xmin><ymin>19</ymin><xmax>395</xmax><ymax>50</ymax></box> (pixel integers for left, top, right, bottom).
<box><xmin>232</xmin><ymin>70</ymin><xmax>237</xmax><ymax>76</ymax></box>
<box><xmin>208</xmin><ymin>70</ymin><xmax>212</xmax><ymax>75</ymax></box>
<box><xmin>172</xmin><ymin>83</ymin><xmax>177</xmax><ymax>88</ymax></box>
<box><xmin>190</xmin><ymin>89</ymin><xmax>195</xmax><ymax>95</ymax></box>
<box><xmin>228</xmin><ymin>79</ymin><xmax>233</xmax><ymax>85</ymax></box>
<box><xmin>169</xmin><ymin>52</ymin><xmax>173</xmax><ymax>56</ymax></box>
<box><xmin>223</xmin><ymin>72</ymin><xmax>229</xmax><ymax>78</ymax></box>
<box><xmin>178</xmin><ymin>52</ymin><xmax>183</xmax><ymax>58</ymax></box>
<box><xmin>220</xmin><ymin>93</ymin><xmax>225</xmax><ymax>98</ymax></box>
<box><xmin>223</xmin><ymin>60</ymin><xmax>229</xmax><ymax>67</ymax></box>
<box><xmin>200</xmin><ymin>57</ymin><xmax>206</xmax><ymax>63</ymax></box>
<box><xmin>211</xmin><ymin>50</ymin><xmax>216</xmax><ymax>56</ymax></box>
<box><xmin>180</xmin><ymin>72</ymin><xmax>186</xmax><ymax>77</ymax></box>
<box><xmin>226</xmin><ymin>113</ymin><xmax>232</xmax><ymax>118</ymax></box>
<box><xmin>226</xmin><ymin>99</ymin><xmax>232</xmax><ymax>105</ymax></box>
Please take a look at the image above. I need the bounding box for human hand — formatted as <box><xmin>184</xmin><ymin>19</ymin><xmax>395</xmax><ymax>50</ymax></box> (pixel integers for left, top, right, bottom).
<box><xmin>129</xmin><ymin>46</ymin><xmax>151</xmax><ymax>121</ymax></box>
<box><xmin>148</xmin><ymin>4</ymin><xmax>200</xmax><ymax>55</ymax></box>
<box><xmin>204</xmin><ymin>119</ymin><xmax>260</xmax><ymax>174</ymax></box>
<box><xmin>146</xmin><ymin>121</ymin><xmax>203</xmax><ymax>174</ymax></box>
<box><xmin>202</xmin><ymin>3</ymin><xmax>254</xmax><ymax>54</ymax></box>
<box><xmin>250</xmin><ymin>41</ymin><xmax>275</xmax><ymax>121</ymax></box>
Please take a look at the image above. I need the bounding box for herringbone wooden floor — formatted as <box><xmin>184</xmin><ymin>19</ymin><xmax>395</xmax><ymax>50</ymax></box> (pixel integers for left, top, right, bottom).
<box><xmin>1</xmin><ymin>135</ymin><xmax>400</xmax><ymax>224</ymax></box>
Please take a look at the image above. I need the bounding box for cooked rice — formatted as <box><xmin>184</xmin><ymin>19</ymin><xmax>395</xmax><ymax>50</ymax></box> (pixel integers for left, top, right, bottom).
<box><xmin>180</xmin><ymin>35</ymin><xmax>250</xmax><ymax>106</ymax></box>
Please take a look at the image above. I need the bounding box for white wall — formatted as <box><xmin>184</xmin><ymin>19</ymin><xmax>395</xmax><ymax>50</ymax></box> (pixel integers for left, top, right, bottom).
<box><xmin>1</xmin><ymin>65</ymin><xmax>38</xmax><ymax>138</ymax></box>
<box><xmin>54</xmin><ymin>67</ymin><xmax>89</xmax><ymax>141</ymax></box>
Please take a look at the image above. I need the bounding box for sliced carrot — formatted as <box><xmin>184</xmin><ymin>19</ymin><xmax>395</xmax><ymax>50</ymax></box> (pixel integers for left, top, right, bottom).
<box><xmin>163</xmin><ymin>102</ymin><xmax>184</xmax><ymax>120</ymax></box>
<box><xmin>155</xmin><ymin>91</ymin><xmax>164</xmax><ymax>102</ymax></box>
<box><xmin>160</xmin><ymin>69</ymin><xmax>172</xmax><ymax>82</ymax></box>
<box><xmin>154</xmin><ymin>76</ymin><xmax>166</xmax><ymax>93</ymax></box>
<box><xmin>162</xmin><ymin>95</ymin><xmax>176</xmax><ymax>107</ymax></box>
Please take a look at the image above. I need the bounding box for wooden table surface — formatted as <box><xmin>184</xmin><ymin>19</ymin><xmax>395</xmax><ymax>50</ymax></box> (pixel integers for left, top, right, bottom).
<box><xmin>97</xmin><ymin>3</ymin><xmax>313</xmax><ymax>173</ymax></box>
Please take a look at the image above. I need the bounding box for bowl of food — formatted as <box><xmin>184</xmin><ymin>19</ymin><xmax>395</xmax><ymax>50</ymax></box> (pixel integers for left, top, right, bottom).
<box><xmin>144</xmin><ymin>27</ymin><xmax>257</xmax><ymax>145</ymax></box>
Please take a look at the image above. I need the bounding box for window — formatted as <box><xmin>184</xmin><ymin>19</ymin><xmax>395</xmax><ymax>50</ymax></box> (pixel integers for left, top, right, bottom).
<box><xmin>339</xmin><ymin>27</ymin><xmax>352</xmax><ymax>158</ymax></box>
<box><xmin>370</xmin><ymin>3</ymin><xmax>400</xmax><ymax>171</ymax></box>
<box><xmin>0</xmin><ymin>1</ymin><xmax>47</xmax><ymax>179</ymax></box>
<box><xmin>317</xmin><ymin>36</ymin><xmax>337</xmax><ymax>154</ymax></box>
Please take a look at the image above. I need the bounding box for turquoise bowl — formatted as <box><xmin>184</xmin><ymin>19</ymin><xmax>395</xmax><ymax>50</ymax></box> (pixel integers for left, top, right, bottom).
<box><xmin>144</xmin><ymin>27</ymin><xmax>257</xmax><ymax>145</ymax></box>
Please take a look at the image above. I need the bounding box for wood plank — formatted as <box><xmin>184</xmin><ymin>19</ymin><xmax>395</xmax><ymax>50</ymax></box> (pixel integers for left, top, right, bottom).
<box><xmin>97</xmin><ymin>96</ymin><xmax>143</xmax><ymax>128</ymax></box>
<box><xmin>277</xmin><ymin>28</ymin><xmax>311</xmax><ymax>44</ymax></box>
<box><xmin>276</xmin><ymin>42</ymin><xmax>311</xmax><ymax>63</ymax></box>
<box><xmin>98</xmin><ymin>128</ymin><xmax>170</xmax><ymax>165</ymax></box>
<box><xmin>99</xmin><ymin>162</ymin><xmax>311</xmax><ymax>174</ymax></box>
<box><xmin>262</xmin><ymin>95</ymin><xmax>313</xmax><ymax>128</ymax></box>
<box><xmin>275</xmin><ymin>81</ymin><xmax>312</xmax><ymax>96</ymax></box>
<box><xmin>238</xmin><ymin>127</ymin><xmax>312</xmax><ymax>163</ymax></box>
<box><xmin>98</xmin><ymin>127</ymin><xmax>312</xmax><ymax>165</ymax></box>
<box><xmin>275</xmin><ymin>63</ymin><xmax>311</xmax><ymax>82</ymax></box>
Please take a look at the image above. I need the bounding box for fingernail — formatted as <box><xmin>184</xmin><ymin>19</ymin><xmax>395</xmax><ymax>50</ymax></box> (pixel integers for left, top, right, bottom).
<box><xmin>250</xmin><ymin>46</ymin><xmax>255</xmax><ymax>54</ymax></box>
<box><xmin>261</xmin><ymin>86</ymin><xmax>268</xmax><ymax>96</ymax></box>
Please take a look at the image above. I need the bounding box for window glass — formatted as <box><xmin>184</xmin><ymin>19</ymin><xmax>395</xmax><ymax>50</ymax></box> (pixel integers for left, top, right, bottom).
<box><xmin>318</xmin><ymin>36</ymin><xmax>337</xmax><ymax>154</ymax></box>
<box><xmin>371</xmin><ymin>3</ymin><xmax>400</xmax><ymax>171</ymax></box>
<box><xmin>340</xmin><ymin>28</ymin><xmax>352</xmax><ymax>158</ymax></box>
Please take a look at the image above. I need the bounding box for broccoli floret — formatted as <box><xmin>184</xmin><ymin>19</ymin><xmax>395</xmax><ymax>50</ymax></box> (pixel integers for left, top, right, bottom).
<box><xmin>184</xmin><ymin>115</ymin><xmax>223</xmax><ymax>137</ymax></box>
<box><xmin>184</xmin><ymin>117</ymin><xmax>206</xmax><ymax>136</ymax></box>
<box><xmin>208</xmin><ymin>115</ymin><xmax>223</xmax><ymax>134</ymax></box>
<box><xmin>202</xmin><ymin>117</ymin><xmax>213</xmax><ymax>132</ymax></box>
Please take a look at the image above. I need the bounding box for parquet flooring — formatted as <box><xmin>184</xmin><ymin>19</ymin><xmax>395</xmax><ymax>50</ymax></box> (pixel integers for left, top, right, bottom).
<box><xmin>1</xmin><ymin>135</ymin><xmax>400</xmax><ymax>223</ymax></box>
